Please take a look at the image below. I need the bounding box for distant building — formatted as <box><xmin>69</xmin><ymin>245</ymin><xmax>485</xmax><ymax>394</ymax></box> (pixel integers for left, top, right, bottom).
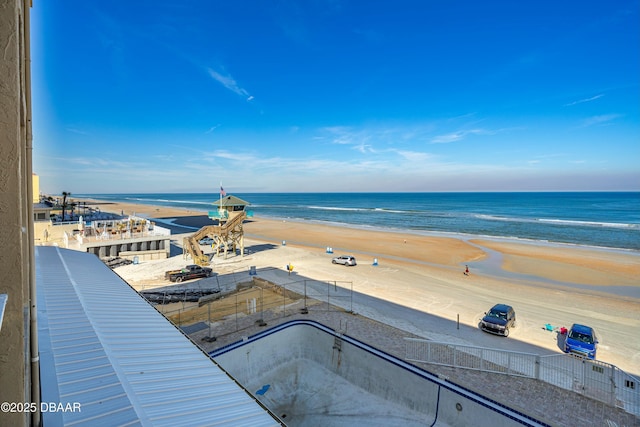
<box><xmin>33</xmin><ymin>202</ymin><xmax>52</xmax><ymax>222</ymax></box>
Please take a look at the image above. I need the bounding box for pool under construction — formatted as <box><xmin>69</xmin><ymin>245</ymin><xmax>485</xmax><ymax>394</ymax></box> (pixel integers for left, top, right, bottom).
<box><xmin>210</xmin><ymin>320</ymin><xmax>549</xmax><ymax>427</ymax></box>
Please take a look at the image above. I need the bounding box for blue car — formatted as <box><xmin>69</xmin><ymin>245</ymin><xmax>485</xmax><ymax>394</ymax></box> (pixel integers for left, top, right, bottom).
<box><xmin>564</xmin><ymin>324</ymin><xmax>598</xmax><ymax>359</ymax></box>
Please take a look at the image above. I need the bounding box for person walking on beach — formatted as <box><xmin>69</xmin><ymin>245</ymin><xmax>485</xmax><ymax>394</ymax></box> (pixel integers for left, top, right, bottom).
<box><xmin>464</xmin><ymin>265</ymin><xmax>469</xmax><ymax>276</ymax></box>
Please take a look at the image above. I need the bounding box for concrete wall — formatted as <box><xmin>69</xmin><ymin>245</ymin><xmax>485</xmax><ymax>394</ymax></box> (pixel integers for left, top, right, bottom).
<box><xmin>212</xmin><ymin>321</ymin><xmax>547</xmax><ymax>427</ymax></box>
<box><xmin>83</xmin><ymin>236</ymin><xmax>170</xmax><ymax>259</ymax></box>
<box><xmin>33</xmin><ymin>221</ymin><xmax>76</xmax><ymax>244</ymax></box>
<box><xmin>0</xmin><ymin>1</ymin><xmax>35</xmax><ymax>426</ymax></box>
<box><xmin>119</xmin><ymin>249</ymin><xmax>167</xmax><ymax>261</ymax></box>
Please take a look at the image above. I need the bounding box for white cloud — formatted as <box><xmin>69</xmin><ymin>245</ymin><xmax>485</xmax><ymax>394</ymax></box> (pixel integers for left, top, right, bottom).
<box><xmin>430</xmin><ymin>131</ymin><xmax>466</xmax><ymax>144</ymax></box>
<box><xmin>50</xmin><ymin>156</ymin><xmax>150</xmax><ymax>170</ymax></box>
<box><xmin>38</xmin><ymin>143</ymin><xmax>639</xmax><ymax>193</ymax></box>
<box><xmin>430</xmin><ymin>128</ymin><xmax>492</xmax><ymax>144</ymax></box>
<box><xmin>205</xmin><ymin>124</ymin><xmax>220</xmax><ymax>134</ymax></box>
<box><xmin>580</xmin><ymin>114</ymin><xmax>621</xmax><ymax>127</ymax></box>
<box><xmin>394</xmin><ymin>150</ymin><xmax>433</xmax><ymax>162</ymax></box>
<box><xmin>319</xmin><ymin>124</ymin><xmax>434</xmax><ymax>152</ymax></box>
<box><xmin>319</xmin><ymin>126</ymin><xmax>374</xmax><ymax>150</ymax></box>
<box><xmin>207</xmin><ymin>68</ymin><xmax>251</xmax><ymax>99</ymax></box>
<box><xmin>564</xmin><ymin>94</ymin><xmax>604</xmax><ymax>106</ymax></box>
<box><xmin>206</xmin><ymin>150</ymin><xmax>255</xmax><ymax>162</ymax></box>
<box><xmin>65</xmin><ymin>127</ymin><xmax>90</xmax><ymax>135</ymax></box>
<box><xmin>353</xmin><ymin>143</ymin><xmax>374</xmax><ymax>154</ymax></box>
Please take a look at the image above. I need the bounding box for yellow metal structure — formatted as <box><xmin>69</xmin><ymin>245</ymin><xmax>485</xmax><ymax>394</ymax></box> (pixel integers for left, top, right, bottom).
<box><xmin>183</xmin><ymin>211</ymin><xmax>247</xmax><ymax>266</ymax></box>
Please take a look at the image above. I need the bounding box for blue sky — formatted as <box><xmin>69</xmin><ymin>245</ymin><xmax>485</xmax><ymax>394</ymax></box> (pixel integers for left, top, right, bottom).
<box><xmin>31</xmin><ymin>1</ymin><xmax>639</xmax><ymax>194</ymax></box>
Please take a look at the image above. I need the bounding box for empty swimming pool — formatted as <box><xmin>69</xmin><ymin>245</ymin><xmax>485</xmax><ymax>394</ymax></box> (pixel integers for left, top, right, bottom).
<box><xmin>210</xmin><ymin>320</ymin><xmax>549</xmax><ymax>427</ymax></box>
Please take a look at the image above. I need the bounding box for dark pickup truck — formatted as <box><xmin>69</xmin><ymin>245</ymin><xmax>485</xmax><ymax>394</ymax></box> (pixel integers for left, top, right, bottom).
<box><xmin>165</xmin><ymin>265</ymin><xmax>213</xmax><ymax>283</ymax></box>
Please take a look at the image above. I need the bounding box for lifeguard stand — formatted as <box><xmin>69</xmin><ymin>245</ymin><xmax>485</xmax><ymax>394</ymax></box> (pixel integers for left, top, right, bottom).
<box><xmin>183</xmin><ymin>195</ymin><xmax>252</xmax><ymax>265</ymax></box>
<box><xmin>208</xmin><ymin>195</ymin><xmax>251</xmax><ymax>224</ymax></box>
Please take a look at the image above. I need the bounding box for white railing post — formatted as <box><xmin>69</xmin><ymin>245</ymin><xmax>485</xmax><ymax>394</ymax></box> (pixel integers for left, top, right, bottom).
<box><xmin>609</xmin><ymin>369</ymin><xmax>616</xmax><ymax>407</ymax></box>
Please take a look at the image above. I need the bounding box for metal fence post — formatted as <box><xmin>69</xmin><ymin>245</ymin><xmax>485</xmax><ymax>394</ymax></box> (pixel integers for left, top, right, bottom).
<box><xmin>350</xmin><ymin>281</ymin><xmax>353</xmax><ymax>313</ymax></box>
<box><xmin>260</xmin><ymin>286</ymin><xmax>264</xmax><ymax>324</ymax></box>
<box><xmin>609</xmin><ymin>368</ymin><xmax>616</xmax><ymax>406</ymax></box>
<box><xmin>581</xmin><ymin>358</ymin><xmax>586</xmax><ymax>396</ymax></box>
<box><xmin>304</xmin><ymin>280</ymin><xmax>307</xmax><ymax>309</ymax></box>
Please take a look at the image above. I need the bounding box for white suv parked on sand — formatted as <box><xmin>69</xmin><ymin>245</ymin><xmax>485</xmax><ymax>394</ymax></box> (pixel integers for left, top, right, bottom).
<box><xmin>332</xmin><ymin>255</ymin><xmax>357</xmax><ymax>266</ymax></box>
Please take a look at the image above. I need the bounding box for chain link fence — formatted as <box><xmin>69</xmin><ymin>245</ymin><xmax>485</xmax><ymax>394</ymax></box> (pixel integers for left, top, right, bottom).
<box><xmin>144</xmin><ymin>275</ymin><xmax>354</xmax><ymax>337</ymax></box>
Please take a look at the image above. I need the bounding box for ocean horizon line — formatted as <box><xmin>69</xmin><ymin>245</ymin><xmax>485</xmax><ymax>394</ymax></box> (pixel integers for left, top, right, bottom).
<box><xmin>73</xmin><ymin>190</ymin><xmax>640</xmax><ymax>196</ymax></box>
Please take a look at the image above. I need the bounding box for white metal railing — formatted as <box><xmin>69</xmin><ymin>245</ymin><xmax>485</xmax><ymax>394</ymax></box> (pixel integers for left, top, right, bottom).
<box><xmin>83</xmin><ymin>226</ymin><xmax>171</xmax><ymax>242</ymax></box>
<box><xmin>148</xmin><ymin>224</ymin><xmax>171</xmax><ymax>236</ymax></box>
<box><xmin>404</xmin><ymin>338</ymin><xmax>639</xmax><ymax>417</ymax></box>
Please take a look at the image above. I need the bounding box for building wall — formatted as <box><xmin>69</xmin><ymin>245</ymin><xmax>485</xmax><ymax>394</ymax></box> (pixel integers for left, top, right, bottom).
<box><xmin>0</xmin><ymin>1</ymin><xmax>35</xmax><ymax>426</ymax></box>
<box><xmin>33</xmin><ymin>221</ymin><xmax>76</xmax><ymax>245</ymax></box>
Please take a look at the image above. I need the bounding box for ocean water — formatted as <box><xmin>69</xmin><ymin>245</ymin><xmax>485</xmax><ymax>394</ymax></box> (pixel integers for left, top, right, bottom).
<box><xmin>79</xmin><ymin>192</ymin><xmax>640</xmax><ymax>251</ymax></box>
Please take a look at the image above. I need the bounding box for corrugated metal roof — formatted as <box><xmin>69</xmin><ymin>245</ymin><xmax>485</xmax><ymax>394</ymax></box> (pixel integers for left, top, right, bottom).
<box><xmin>36</xmin><ymin>246</ymin><xmax>281</xmax><ymax>427</ymax></box>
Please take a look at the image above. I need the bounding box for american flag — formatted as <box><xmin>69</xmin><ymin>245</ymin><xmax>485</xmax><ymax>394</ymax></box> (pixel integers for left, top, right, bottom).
<box><xmin>220</xmin><ymin>186</ymin><xmax>226</xmax><ymax>196</ymax></box>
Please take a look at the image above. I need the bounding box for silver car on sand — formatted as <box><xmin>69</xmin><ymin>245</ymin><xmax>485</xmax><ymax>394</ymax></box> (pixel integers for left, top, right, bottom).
<box><xmin>332</xmin><ymin>255</ymin><xmax>357</xmax><ymax>266</ymax></box>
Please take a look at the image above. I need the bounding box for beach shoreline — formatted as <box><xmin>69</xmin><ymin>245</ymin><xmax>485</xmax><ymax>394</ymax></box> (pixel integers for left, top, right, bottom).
<box><xmin>75</xmin><ymin>197</ymin><xmax>640</xmax><ymax>291</ymax></box>
<box><xmin>79</xmin><ymin>196</ymin><xmax>640</xmax><ymax>253</ymax></box>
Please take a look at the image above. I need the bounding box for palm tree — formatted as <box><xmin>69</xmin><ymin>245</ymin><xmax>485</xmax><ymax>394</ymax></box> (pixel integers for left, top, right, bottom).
<box><xmin>61</xmin><ymin>191</ymin><xmax>71</xmax><ymax>221</ymax></box>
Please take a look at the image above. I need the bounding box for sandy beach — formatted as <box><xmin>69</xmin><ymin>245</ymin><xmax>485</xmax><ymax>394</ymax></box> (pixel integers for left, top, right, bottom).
<box><xmin>79</xmin><ymin>197</ymin><xmax>640</xmax><ymax>375</ymax></box>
